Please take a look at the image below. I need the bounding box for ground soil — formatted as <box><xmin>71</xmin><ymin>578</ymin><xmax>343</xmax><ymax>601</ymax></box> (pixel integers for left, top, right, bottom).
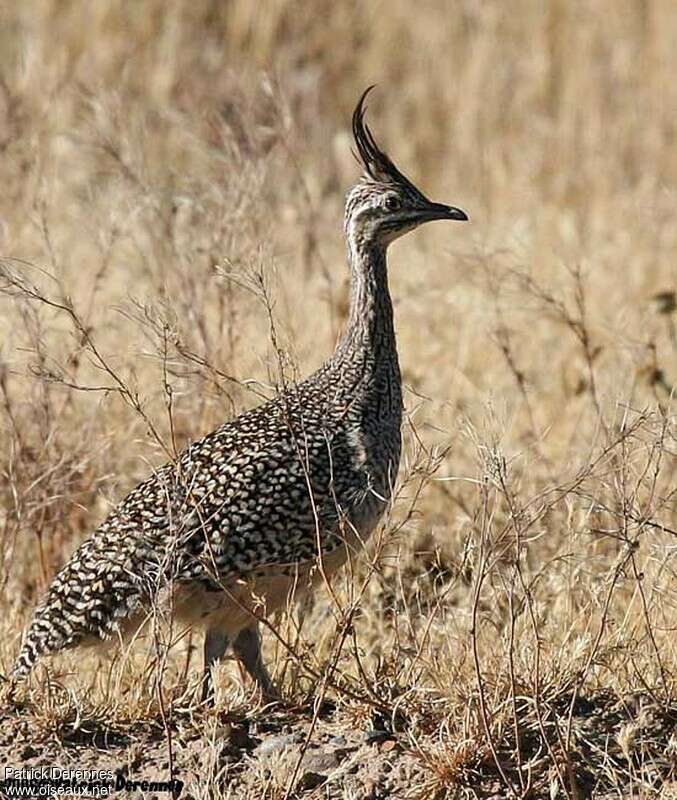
<box><xmin>1</xmin><ymin>690</ymin><xmax>675</xmax><ymax>799</ymax></box>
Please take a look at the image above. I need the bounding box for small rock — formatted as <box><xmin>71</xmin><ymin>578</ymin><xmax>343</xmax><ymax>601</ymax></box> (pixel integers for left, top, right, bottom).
<box><xmin>256</xmin><ymin>732</ymin><xmax>301</xmax><ymax>756</ymax></box>
<box><xmin>365</xmin><ymin>730</ymin><xmax>390</xmax><ymax>745</ymax></box>
<box><xmin>230</xmin><ymin>725</ymin><xmax>256</xmax><ymax>750</ymax></box>
<box><xmin>380</xmin><ymin>738</ymin><xmax>398</xmax><ymax>754</ymax></box>
<box><xmin>253</xmin><ymin>720</ymin><xmax>281</xmax><ymax>735</ymax></box>
<box><xmin>327</xmin><ymin>735</ymin><xmax>347</xmax><ymax>748</ymax></box>
<box><xmin>302</xmin><ymin>748</ymin><xmax>340</xmax><ymax>772</ymax></box>
<box><xmin>318</xmin><ymin>699</ymin><xmax>336</xmax><ymax>717</ymax></box>
<box><xmin>298</xmin><ymin>771</ymin><xmax>325</xmax><ymax>791</ymax></box>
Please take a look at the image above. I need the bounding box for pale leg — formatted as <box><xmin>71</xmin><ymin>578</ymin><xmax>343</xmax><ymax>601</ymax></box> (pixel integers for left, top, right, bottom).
<box><xmin>202</xmin><ymin>627</ymin><xmax>229</xmax><ymax>703</ymax></box>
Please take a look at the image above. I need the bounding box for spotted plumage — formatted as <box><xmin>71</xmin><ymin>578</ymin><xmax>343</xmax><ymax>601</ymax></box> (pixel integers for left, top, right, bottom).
<box><xmin>13</xmin><ymin>88</ymin><xmax>467</xmax><ymax>695</ymax></box>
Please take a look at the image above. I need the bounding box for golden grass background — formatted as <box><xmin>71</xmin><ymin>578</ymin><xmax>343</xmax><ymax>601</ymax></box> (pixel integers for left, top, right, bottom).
<box><xmin>0</xmin><ymin>1</ymin><xmax>675</xmax><ymax>796</ymax></box>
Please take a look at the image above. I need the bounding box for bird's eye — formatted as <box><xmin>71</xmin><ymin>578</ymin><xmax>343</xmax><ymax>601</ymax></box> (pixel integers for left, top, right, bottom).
<box><xmin>384</xmin><ymin>196</ymin><xmax>401</xmax><ymax>211</ymax></box>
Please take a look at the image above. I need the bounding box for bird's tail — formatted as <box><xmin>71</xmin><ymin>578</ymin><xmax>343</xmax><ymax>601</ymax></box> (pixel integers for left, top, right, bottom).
<box><xmin>13</xmin><ymin>535</ymin><xmax>144</xmax><ymax>680</ymax></box>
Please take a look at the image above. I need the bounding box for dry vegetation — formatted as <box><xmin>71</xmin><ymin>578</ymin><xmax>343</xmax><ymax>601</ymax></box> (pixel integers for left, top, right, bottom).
<box><xmin>0</xmin><ymin>1</ymin><xmax>676</xmax><ymax>798</ymax></box>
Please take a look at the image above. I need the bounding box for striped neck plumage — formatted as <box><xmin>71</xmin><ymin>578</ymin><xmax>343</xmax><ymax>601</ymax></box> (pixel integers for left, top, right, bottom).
<box><xmin>332</xmin><ymin>230</ymin><xmax>400</xmax><ymax>388</ymax></box>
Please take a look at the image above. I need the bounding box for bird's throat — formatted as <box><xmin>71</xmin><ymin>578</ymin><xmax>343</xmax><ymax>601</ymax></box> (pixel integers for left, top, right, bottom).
<box><xmin>331</xmin><ymin>240</ymin><xmax>402</xmax><ymax>417</ymax></box>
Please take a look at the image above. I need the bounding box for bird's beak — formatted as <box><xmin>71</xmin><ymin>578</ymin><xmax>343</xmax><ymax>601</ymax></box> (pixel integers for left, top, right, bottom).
<box><xmin>416</xmin><ymin>202</ymin><xmax>469</xmax><ymax>223</ymax></box>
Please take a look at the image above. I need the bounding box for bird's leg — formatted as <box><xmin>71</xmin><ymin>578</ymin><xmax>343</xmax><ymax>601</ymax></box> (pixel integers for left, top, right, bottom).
<box><xmin>201</xmin><ymin>628</ymin><xmax>229</xmax><ymax>703</ymax></box>
<box><xmin>233</xmin><ymin>624</ymin><xmax>277</xmax><ymax>699</ymax></box>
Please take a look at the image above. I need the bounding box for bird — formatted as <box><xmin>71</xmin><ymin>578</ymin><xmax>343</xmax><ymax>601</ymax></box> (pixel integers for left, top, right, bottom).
<box><xmin>12</xmin><ymin>87</ymin><xmax>468</xmax><ymax>701</ymax></box>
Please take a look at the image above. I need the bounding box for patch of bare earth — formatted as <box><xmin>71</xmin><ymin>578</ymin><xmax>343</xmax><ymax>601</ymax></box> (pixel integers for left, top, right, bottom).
<box><xmin>1</xmin><ymin>690</ymin><xmax>675</xmax><ymax>798</ymax></box>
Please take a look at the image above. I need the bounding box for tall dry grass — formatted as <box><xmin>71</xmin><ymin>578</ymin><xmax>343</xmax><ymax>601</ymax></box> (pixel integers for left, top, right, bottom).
<box><xmin>0</xmin><ymin>1</ymin><xmax>675</xmax><ymax>797</ymax></box>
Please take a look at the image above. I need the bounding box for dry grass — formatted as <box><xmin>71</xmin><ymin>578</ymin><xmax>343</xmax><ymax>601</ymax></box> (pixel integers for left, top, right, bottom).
<box><xmin>0</xmin><ymin>1</ymin><xmax>675</xmax><ymax>798</ymax></box>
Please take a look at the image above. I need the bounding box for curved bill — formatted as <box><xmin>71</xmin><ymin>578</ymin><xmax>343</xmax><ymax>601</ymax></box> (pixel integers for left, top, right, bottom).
<box><xmin>417</xmin><ymin>202</ymin><xmax>469</xmax><ymax>223</ymax></box>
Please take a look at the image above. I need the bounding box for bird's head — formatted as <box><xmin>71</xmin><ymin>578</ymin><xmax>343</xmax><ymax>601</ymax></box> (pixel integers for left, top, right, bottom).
<box><xmin>345</xmin><ymin>87</ymin><xmax>468</xmax><ymax>251</ymax></box>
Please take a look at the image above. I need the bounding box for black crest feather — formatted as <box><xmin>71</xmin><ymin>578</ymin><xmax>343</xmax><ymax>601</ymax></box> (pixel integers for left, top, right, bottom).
<box><xmin>352</xmin><ymin>86</ymin><xmax>416</xmax><ymax>189</ymax></box>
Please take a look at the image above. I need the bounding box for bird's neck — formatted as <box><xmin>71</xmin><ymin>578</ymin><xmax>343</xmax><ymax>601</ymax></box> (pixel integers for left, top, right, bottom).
<box><xmin>330</xmin><ymin>236</ymin><xmax>401</xmax><ymax>407</ymax></box>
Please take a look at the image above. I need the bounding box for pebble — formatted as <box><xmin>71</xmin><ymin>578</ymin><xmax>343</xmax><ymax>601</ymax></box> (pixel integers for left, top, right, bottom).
<box><xmin>365</xmin><ymin>730</ymin><xmax>391</xmax><ymax>744</ymax></box>
<box><xmin>302</xmin><ymin>748</ymin><xmax>340</xmax><ymax>772</ymax></box>
<box><xmin>298</xmin><ymin>771</ymin><xmax>325</xmax><ymax>791</ymax></box>
<box><xmin>256</xmin><ymin>732</ymin><xmax>302</xmax><ymax>757</ymax></box>
<box><xmin>229</xmin><ymin>725</ymin><xmax>257</xmax><ymax>750</ymax></box>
